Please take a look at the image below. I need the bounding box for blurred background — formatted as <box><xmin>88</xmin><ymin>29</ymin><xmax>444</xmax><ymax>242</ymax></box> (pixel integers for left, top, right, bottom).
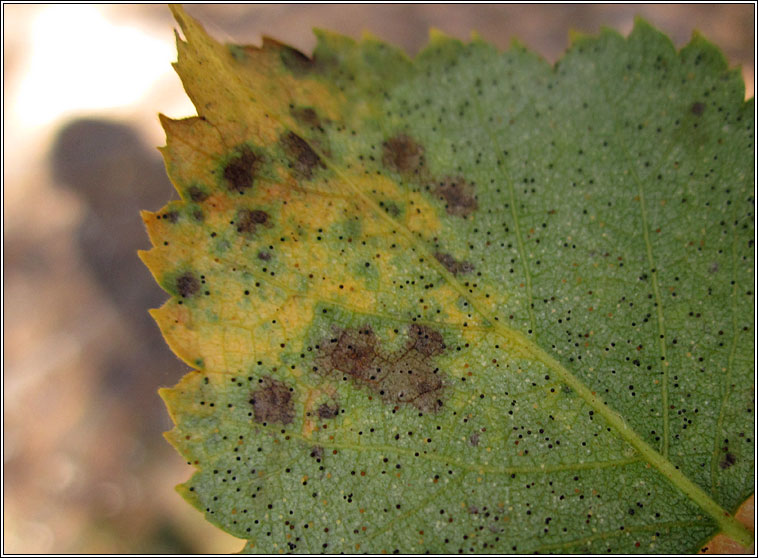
<box><xmin>3</xmin><ymin>4</ymin><xmax>754</xmax><ymax>553</ymax></box>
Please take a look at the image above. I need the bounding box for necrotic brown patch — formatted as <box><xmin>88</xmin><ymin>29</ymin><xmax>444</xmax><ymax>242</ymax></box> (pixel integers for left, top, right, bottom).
<box><xmin>249</xmin><ymin>377</ymin><xmax>294</xmax><ymax>425</ymax></box>
<box><xmin>382</xmin><ymin>134</ymin><xmax>425</xmax><ymax>175</ymax></box>
<box><xmin>435</xmin><ymin>177</ymin><xmax>478</xmax><ymax>217</ymax></box>
<box><xmin>223</xmin><ymin>145</ymin><xmax>262</xmax><ymax>193</ymax></box>
<box><xmin>281</xmin><ymin>132</ymin><xmax>325</xmax><ymax>180</ymax></box>
<box><xmin>236</xmin><ymin>208</ymin><xmax>270</xmax><ymax>234</ymax></box>
<box><xmin>316</xmin><ymin>324</ymin><xmax>447</xmax><ymax>413</ymax></box>
<box><xmin>435</xmin><ymin>252</ymin><xmax>474</xmax><ymax>276</ymax></box>
<box><xmin>163</xmin><ymin>210</ymin><xmax>179</xmax><ymax>223</ymax></box>
<box><xmin>317</xmin><ymin>402</ymin><xmax>340</xmax><ymax>419</ymax></box>
<box><xmin>291</xmin><ymin>106</ymin><xmax>320</xmax><ymax>128</ymax></box>
<box><xmin>691</xmin><ymin>101</ymin><xmax>706</xmax><ymax>116</ymax></box>
<box><xmin>719</xmin><ymin>452</ymin><xmax>737</xmax><ymax>469</ymax></box>
<box><xmin>187</xmin><ymin>185</ymin><xmax>208</xmax><ymax>202</ymax></box>
<box><xmin>176</xmin><ymin>272</ymin><xmax>199</xmax><ymax>298</ymax></box>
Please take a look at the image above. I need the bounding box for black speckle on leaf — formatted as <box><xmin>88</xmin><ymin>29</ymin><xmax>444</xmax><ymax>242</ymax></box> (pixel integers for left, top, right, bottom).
<box><xmin>176</xmin><ymin>272</ymin><xmax>199</xmax><ymax>298</ymax></box>
<box><xmin>435</xmin><ymin>177</ymin><xmax>478</xmax><ymax>217</ymax></box>
<box><xmin>223</xmin><ymin>145</ymin><xmax>262</xmax><ymax>193</ymax></box>
<box><xmin>250</xmin><ymin>377</ymin><xmax>294</xmax><ymax>425</ymax></box>
<box><xmin>281</xmin><ymin>132</ymin><xmax>325</xmax><ymax>179</ymax></box>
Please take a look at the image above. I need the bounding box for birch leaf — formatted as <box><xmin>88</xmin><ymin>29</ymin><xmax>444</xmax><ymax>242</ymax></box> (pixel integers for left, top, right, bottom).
<box><xmin>141</xmin><ymin>6</ymin><xmax>754</xmax><ymax>553</ymax></box>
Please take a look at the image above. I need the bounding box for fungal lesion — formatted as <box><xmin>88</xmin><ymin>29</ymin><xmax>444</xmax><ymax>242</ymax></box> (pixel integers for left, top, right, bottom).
<box><xmin>314</xmin><ymin>323</ymin><xmax>448</xmax><ymax>413</ymax></box>
<box><xmin>280</xmin><ymin>131</ymin><xmax>326</xmax><ymax>180</ymax></box>
<box><xmin>435</xmin><ymin>251</ymin><xmax>474</xmax><ymax>275</ymax></box>
<box><xmin>382</xmin><ymin>133</ymin><xmax>426</xmax><ymax>176</ymax></box>
<box><xmin>235</xmin><ymin>208</ymin><xmax>272</xmax><ymax>235</ymax></box>
<box><xmin>222</xmin><ymin>144</ymin><xmax>264</xmax><ymax>193</ymax></box>
<box><xmin>434</xmin><ymin>176</ymin><xmax>478</xmax><ymax>217</ymax></box>
<box><xmin>249</xmin><ymin>376</ymin><xmax>295</xmax><ymax>425</ymax></box>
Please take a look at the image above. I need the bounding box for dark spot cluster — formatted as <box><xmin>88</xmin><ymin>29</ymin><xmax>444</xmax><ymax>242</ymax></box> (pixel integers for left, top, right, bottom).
<box><xmin>223</xmin><ymin>145</ymin><xmax>262</xmax><ymax>193</ymax></box>
<box><xmin>719</xmin><ymin>442</ymin><xmax>737</xmax><ymax>470</ymax></box>
<box><xmin>435</xmin><ymin>251</ymin><xmax>474</xmax><ymax>275</ymax></box>
<box><xmin>187</xmin><ymin>184</ymin><xmax>209</xmax><ymax>202</ymax></box>
<box><xmin>317</xmin><ymin>401</ymin><xmax>340</xmax><ymax>419</ymax></box>
<box><xmin>249</xmin><ymin>376</ymin><xmax>294</xmax><ymax>425</ymax></box>
<box><xmin>290</xmin><ymin>106</ymin><xmax>321</xmax><ymax>128</ymax></box>
<box><xmin>435</xmin><ymin>177</ymin><xmax>478</xmax><ymax>217</ymax></box>
<box><xmin>379</xmin><ymin>133</ymin><xmax>478</xmax><ymax>219</ymax></box>
<box><xmin>315</xmin><ymin>323</ymin><xmax>447</xmax><ymax>413</ymax></box>
<box><xmin>236</xmin><ymin>208</ymin><xmax>271</xmax><ymax>234</ymax></box>
<box><xmin>280</xmin><ymin>131</ymin><xmax>325</xmax><ymax>180</ymax></box>
<box><xmin>382</xmin><ymin>134</ymin><xmax>425</xmax><ymax>175</ymax></box>
<box><xmin>176</xmin><ymin>272</ymin><xmax>199</xmax><ymax>298</ymax></box>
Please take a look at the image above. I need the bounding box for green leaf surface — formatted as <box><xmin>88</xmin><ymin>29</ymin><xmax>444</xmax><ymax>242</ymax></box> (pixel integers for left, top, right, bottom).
<box><xmin>142</xmin><ymin>6</ymin><xmax>754</xmax><ymax>553</ymax></box>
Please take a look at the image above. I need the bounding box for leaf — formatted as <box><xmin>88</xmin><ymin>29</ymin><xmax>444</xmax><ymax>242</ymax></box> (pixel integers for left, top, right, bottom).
<box><xmin>141</xmin><ymin>6</ymin><xmax>754</xmax><ymax>553</ymax></box>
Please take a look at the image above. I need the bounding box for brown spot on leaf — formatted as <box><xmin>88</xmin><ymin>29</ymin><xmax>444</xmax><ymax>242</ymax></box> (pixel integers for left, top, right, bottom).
<box><xmin>316</xmin><ymin>324</ymin><xmax>447</xmax><ymax>413</ymax></box>
<box><xmin>281</xmin><ymin>132</ymin><xmax>325</xmax><ymax>180</ymax></box>
<box><xmin>691</xmin><ymin>101</ymin><xmax>706</xmax><ymax>116</ymax></box>
<box><xmin>223</xmin><ymin>145</ymin><xmax>262</xmax><ymax>193</ymax></box>
<box><xmin>187</xmin><ymin>185</ymin><xmax>208</xmax><ymax>202</ymax></box>
<box><xmin>719</xmin><ymin>452</ymin><xmax>737</xmax><ymax>469</ymax></box>
<box><xmin>435</xmin><ymin>177</ymin><xmax>477</xmax><ymax>217</ymax></box>
<box><xmin>236</xmin><ymin>209</ymin><xmax>271</xmax><ymax>234</ymax></box>
<box><xmin>435</xmin><ymin>252</ymin><xmax>474</xmax><ymax>276</ymax></box>
<box><xmin>383</xmin><ymin>201</ymin><xmax>401</xmax><ymax>217</ymax></box>
<box><xmin>382</xmin><ymin>134</ymin><xmax>425</xmax><ymax>175</ymax></box>
<box><xmin>250</xmin><ymin>377</ymin><xmax>294</xmax><ymax>425</ymax></box>
<box><xmin>291</xmin><ymin>106</ymin><xmax>320</xmax><ymax>128</ymax></box>
<box><xmin>407</xmin><ymin>324</ymin><xmax>446</xmax><ymax>356</ymax></box>
<box><xmin>257</xmin><ymin>250</ymin><xmax>272</xmax><ymax>261</ymax></box>
<box><xmin>317</xmin><ymin>402</ymin><xmax>340</xmax><ymax>419</ymax></box>
<box><xmin>163</xmin><ymin>210</ymin><xmax>179</xmax><ymax>223</ymax></box>
<box><xmin>176</xmin><ymin>272</ymin><xmax>199</xmax><ymax>298</ymax></box>
<box><xmin>469</xmin><ymin>432</ymin><xmax>480</xmax><ymax>447</ymax></box>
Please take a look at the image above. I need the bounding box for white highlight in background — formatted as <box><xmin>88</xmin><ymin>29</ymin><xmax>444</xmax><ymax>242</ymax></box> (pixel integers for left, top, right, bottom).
<box><xmin>14</xmin><ymin>5</ymin><xmax>175</xmax><ymax>128</ymax></box>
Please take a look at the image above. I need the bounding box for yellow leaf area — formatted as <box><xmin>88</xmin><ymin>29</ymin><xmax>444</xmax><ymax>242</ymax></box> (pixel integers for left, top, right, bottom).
<box><xmin>142</xmin><ymin>6</ymin><xmax>753</xmax><ymax>554</ymax></box>
<box><xmin>142</xmin><ymin>8</ymin><xmax>503</xmax><ymax>437</ymax></box>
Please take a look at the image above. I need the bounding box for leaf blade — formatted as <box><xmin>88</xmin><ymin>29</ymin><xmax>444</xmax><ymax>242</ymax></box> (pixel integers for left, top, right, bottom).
<box><xmin>146</xmin><ymin>6</ymin><xmax>754</xmax><ymax>553</ymax></box>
